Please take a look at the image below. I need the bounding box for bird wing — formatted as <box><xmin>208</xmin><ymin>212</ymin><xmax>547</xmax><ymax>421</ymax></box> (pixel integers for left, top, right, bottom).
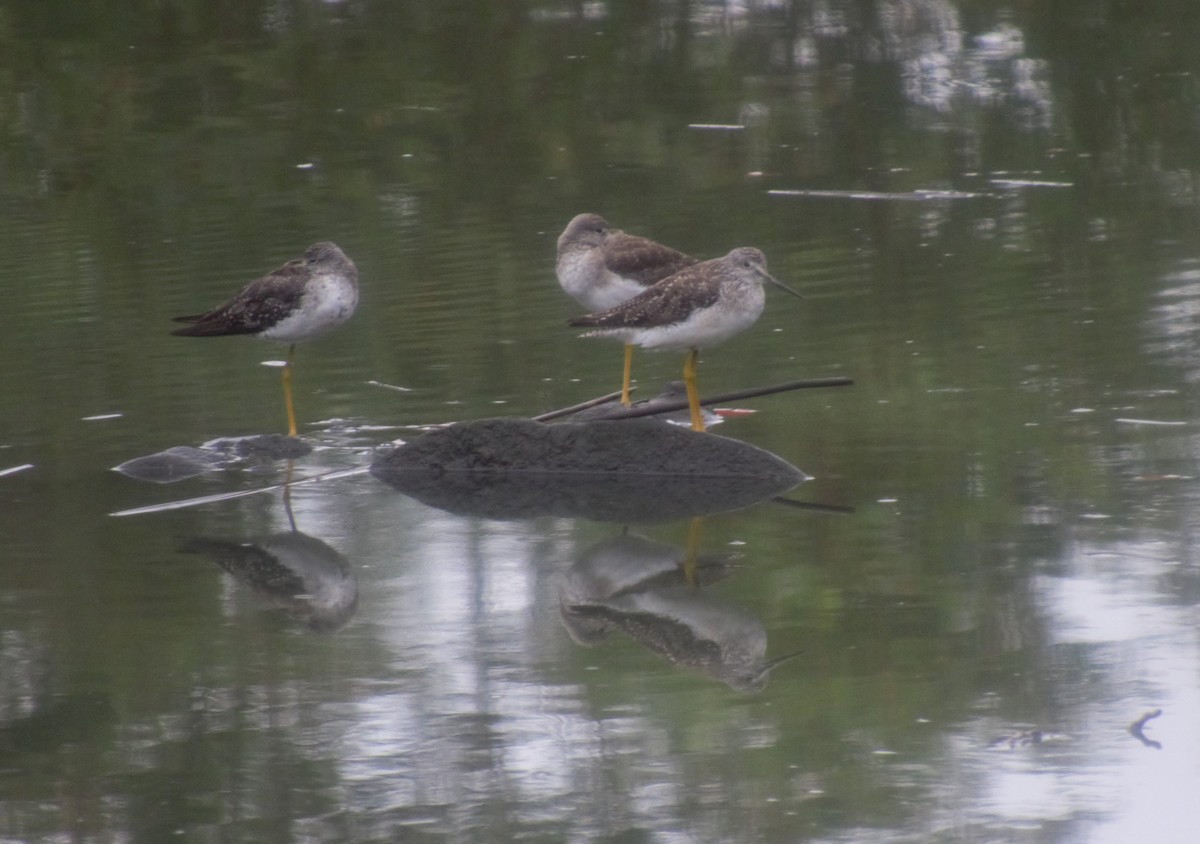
<box><xmin>569</xmin><ymin>262</ymin><xmax>722</xmax><ymax>329</ymax></box>
<box><xmin>171</xmin><ymin>259</ymin><xmax>309</xmax><ymax>337</ymax></box>
<box><xmin>605</xmin><ymin>231</ymin><xmax>698</xmax><ymax>286</ymax></box>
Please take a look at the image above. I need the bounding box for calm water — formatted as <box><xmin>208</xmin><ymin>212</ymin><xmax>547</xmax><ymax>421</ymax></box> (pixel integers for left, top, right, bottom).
<box><xmin>3</xmin><ymin>2</ymin><xmax>1200</xmax><ymax>842</ymax></box>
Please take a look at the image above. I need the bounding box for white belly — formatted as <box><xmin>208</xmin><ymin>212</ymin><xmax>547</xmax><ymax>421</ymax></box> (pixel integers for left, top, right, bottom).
<box><xmin>586</xmin><ymin>284</ymin><xmax>766</xmax><ymax>352</ymax></box>
<box><xmin>262</xmin><ymin>274</ymin><xmax>359</xmax><ymax>344</ymax></box>
<box><xmin>634</xmin><ymin>301</ymin><xmax>764</xmax><ymax>351</ymax></box>
<box><xmin>558</xmin><ymin>252</ymin><xmax>648</xmax><ymax>312</ymax></box>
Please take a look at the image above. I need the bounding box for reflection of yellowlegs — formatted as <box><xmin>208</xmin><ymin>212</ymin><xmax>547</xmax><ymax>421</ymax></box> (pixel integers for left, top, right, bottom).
<box><xmin>171</xmin><ymin>242</ymin><xmax>358</xmax><ymax>437</ymax></box>
<box><xmin>556</xmin><ymin>213</ymin><xmax>697</xmax><ymax>406</ymax></box>
<box><xmin>569</xmin><ymin>247</ymin><xmax>802</xmax><ymax>432</ymax></box>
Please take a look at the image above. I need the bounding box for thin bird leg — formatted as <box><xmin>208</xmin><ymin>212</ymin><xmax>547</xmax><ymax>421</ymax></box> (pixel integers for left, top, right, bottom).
<box><xmin>282</xmin><ymin>343</ymin><xmax>298</xmax><ymax>437</ymax></box>
<box><xmin>682</xmin><ymin>515</ymin><xmax>703</xmax><ymax>585</ymax></box>
<box><xmin>620</xmin><ymin>343</ymin><xmax>634</xmax><ymax>407</ymax></box>
<box><xmin>682</xmin><ymin>347</ymin><xmax>704</xmax><ymax>432</ymax></box>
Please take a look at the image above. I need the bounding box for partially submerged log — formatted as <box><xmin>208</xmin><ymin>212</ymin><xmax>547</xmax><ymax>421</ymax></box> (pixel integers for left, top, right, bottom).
<box><xmin>369</xmin><ymin>417</ymin><xmax>807</xmax><ymax>522</ymax></box>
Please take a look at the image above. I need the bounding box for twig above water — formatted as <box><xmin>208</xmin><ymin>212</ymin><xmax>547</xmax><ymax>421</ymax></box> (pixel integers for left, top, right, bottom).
<box><xmin>585</xmin><ymin>377</ymin><xmax>854</xmax><ymax>422</ymax></box>
<box><xmin>533</xmin><ymin>390</ymin><xmax>626</xmax><ymax>422</ymax></box>
<box><xmin>771</xmin><ymin>497</ymin><xmax>855</xmax><ymax>515</ymax></box>
<box><xmin>1129</xmin><ymin>708</ymin><xmax>1163</xmax><ymax>749</ymax></box>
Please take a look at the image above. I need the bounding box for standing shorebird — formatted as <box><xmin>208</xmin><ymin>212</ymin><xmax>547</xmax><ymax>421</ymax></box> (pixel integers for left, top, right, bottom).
<box><xmin>171</xmin><ymin>242</ymin><xmax>358</xmax><ymax>437</ymax></box>
<box><xmin>568</xmin><ymin>247</ymin><xmax>802</xmax><ymax>432</ymax></box>
<box><xmin>556</xmin><ymin>213</ymin><xmax>698</xmax><ymax>406</ymax></box>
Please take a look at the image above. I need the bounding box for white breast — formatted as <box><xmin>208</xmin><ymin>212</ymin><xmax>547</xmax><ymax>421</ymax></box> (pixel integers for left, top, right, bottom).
<box><xmin>262</xmin><ymin>273</ymin><xmax>359</xmax><ymax>344</ymax></box>
<box><xmin>558</xmin><ymin>250</ymin><xmax>649</xmax><ymax>312</ymax></box>
<box><xmin>635</xmin><ymin>282</ymin><xmax>766</xmax><ymax>352</ymax></box>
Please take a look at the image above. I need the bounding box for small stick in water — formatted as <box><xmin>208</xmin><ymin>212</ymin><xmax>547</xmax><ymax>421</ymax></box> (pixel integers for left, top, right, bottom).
<box><xmin>593</xmin><ymin>377</ymin><xmax>854</xmax><ymax>422</ymax></box>
<box><xmin>534</xmin><ymin>389</ymin><xmax>628</xmax><ymax>422</ymax></box>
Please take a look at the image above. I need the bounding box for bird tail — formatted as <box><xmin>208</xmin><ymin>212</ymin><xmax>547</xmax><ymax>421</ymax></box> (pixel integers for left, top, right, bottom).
<box><xmin>169</xmin><ymin>315</ymin><xmax>205</xmax><ymax>336</ymax></box>
<box><xmin>170</xmin><ymin>316</ymin><xmax>259</xmax><ymax>337</ymax></box>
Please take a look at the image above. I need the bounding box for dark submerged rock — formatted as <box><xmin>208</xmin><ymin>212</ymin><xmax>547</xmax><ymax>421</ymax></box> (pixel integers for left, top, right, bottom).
<box><xmin>113</xmin><ymin>446</ymin><xmax>224</xmax><ymax>483</ymax></box>
<box><xmin>211</xmin><ymin>434</ymin><xmax>313</xmax><ymax>460</ymax></box>
<box><xmin>369</xmin><ymin>417</ymin><xmax>807</xmax><ymax>522</ymax></box>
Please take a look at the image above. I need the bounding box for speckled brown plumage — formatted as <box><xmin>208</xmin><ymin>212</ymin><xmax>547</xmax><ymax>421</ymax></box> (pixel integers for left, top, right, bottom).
<box><xmin>171</xmin><ymin>270</ymin><xmax>309</xmax><ymax>337</ymax></box>
<box><xmin>568</xmin><ymin>260</ymin><xmax>724</xmax><ymax>331</ymax></box>
<box><xmin>568</xmin><ymin>246</ymin><xmax>802</xmax><ymax>432</ymax></box>
<box><xmin>556</xmin><ymin>213</ymin><xmax>698</xmax><ymax>312</ymax></box>
<box><xmin>602</xmin><ymin>226</ymin><xmax>698</xmax><ymax>287</ymax></box>
<box><xmin>171</xmin><ymin>242</ymin><xmax>357</xmax><ymax>340</ymax></box>
<box><xmin>557</xmin><ymin>213</ymin><xmax>702</xmax><ymax>407</ymax></box>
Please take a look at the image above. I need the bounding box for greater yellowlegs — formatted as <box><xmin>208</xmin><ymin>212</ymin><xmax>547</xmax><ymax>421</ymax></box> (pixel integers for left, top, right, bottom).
<box><xmin>556</xmin><ymin>213</ymin><xmax>697</xmax><ymax>406</ymax></box>
<box><xmin>568</xmin><ymin>247</ymin><xmax>801</xmax><ymax>432</ymax></box>
<box><xmin>171</xmin><ymin>242</ymin><xmax>358</xmax><ymax>437</ymax></box>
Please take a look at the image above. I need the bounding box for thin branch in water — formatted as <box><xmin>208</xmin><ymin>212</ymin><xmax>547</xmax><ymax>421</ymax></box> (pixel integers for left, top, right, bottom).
<box><xmin>533</xmin><ymin>389</ymin><xmax>627</xmax><ymax>422</ymax></box>
<box><xmin>592</xmin><ymin>377</ymin><xmax>854</xmax><ymax>421</ymax></box>
<box><xmin>367</xmin><ymin>379</ymin><xmax>414</xmax><ymax>393</ymax></box>
<box><xmin>110</xmin><ymin>465</ymin><xmax>371</xmax><ymax>517</ymax></box>
<box><xmin>771</xmin><ymin>497</ymin><xmax>855</xmax><ymax>515</ymax></box>
<box><xmin>1129</xmin><ymin>708</ymin><xmax>1163</xmax><ymax>749</ymax></box>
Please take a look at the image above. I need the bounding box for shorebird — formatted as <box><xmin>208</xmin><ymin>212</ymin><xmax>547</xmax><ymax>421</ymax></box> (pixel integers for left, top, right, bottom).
<box><xmin>556</xmin><ymin>213</ymin><xmax>697</xmax><ymax>406</ymax></box>
<box><xmin>568</xmin><ymin>247</ymin><xmax>801</xmax><ymax>432</ymax></box>
<box><xmin>171</xmin><ymin>242</ymin><xmax>358</xmax><ymax>437</ymax></box>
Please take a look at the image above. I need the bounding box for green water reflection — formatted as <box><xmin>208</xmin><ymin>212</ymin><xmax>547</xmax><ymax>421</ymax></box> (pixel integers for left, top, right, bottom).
<box><xmin>3</xmin><ymin>1</ymin><xmax>1200</xmax><ymax>842</ymax></box>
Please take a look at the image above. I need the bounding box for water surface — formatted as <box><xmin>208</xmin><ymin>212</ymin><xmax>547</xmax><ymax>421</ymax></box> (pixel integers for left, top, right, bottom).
<box><xmin>2</xmin><ymin>2</ymin><xmax>1200</xmax><ymax>842</ymax></box>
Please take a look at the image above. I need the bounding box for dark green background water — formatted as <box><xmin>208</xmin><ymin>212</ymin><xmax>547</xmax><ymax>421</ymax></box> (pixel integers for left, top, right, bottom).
<box><xmin>3</xmin><ymin>2</ymin><xmax>1200</xmax><ymax>842</ymax></box>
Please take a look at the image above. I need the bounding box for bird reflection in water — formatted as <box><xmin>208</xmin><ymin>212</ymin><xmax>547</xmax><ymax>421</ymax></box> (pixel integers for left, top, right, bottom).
<box><xmin>559</xmin><ymin>518</ymin><xmax>801</xmax><ymax>692</ymax></box>
<box><xmin>177</xmin><ymin>466</ymin><xmax>358</xmax><ymax>632</ymax></box>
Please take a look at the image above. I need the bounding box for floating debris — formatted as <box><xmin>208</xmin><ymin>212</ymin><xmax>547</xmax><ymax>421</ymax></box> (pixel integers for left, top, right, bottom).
<box><xmin>366</xmin><ymin>379</ymin><xmax>414</xmax><ymax>393</ymax></box>
<box><xmin>1115</xmin><ymin>418</ymin><xmax>1187</xmax><ymax>427</ymax></box>
<box><xmin>990</xmin><ymin>178</ymin><xmax>1073</xmax><ymax>189</ymax></box>
<box><xmin>769</xmin><ymin>188</ymin><xmax>983</xmax><ymax>201</ymax></box>
<box><xmin>0</xmin><ymin>463</ymin><xmax>34</xmax><ymax>479</ymax></box>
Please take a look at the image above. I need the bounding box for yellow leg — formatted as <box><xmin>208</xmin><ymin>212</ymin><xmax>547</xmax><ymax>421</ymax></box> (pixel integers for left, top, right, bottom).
<box><xmin>620</xmin><ymin>343</ymin><xmax>634</xmax><ymax>407</ymax></box>
<box><xmin>682</xmin><ymin>348</ymin><xmax>704</xmax><ymax>432</ymax></box>
<box><xmin>282</xmin><ymin>344</ymin><xmax>298</xmax><ymax>437</ymax></box>
<box><xmin>682</xmin><ymin>515</ymin><xmax>702</xmax><ymax>585</ymax></box>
